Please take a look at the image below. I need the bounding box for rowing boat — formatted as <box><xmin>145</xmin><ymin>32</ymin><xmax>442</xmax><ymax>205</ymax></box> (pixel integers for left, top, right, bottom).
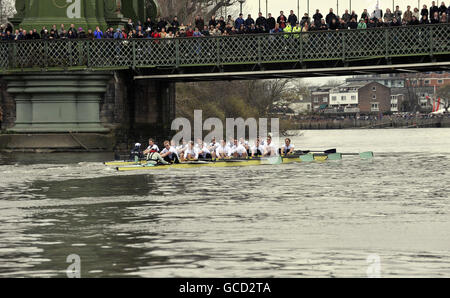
<box><xmin>112</xmin><ymin>152</ymin><xmax>374</xmax><ymax>172</ymax></box>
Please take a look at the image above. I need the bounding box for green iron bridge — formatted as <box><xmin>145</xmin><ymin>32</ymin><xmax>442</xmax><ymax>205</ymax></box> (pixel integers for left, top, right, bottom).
<box><xmin>1</xmin><ymin>23</ymin><xmax>450</xmax><ymax>81</ymax></box>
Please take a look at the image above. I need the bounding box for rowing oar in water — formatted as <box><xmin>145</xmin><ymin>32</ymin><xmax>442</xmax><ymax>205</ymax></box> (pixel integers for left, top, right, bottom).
<box><xmin>340</xmin><ymin>152</ymin><xmax>374</xmax><ymax>159</ymax></box>
<box><xmin>289</xmin><ymin>149</ymin><xmax>374</xmax><ymax>160</ymax></box>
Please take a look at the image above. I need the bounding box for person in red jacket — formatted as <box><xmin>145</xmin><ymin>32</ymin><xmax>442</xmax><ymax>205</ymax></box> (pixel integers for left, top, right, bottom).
<box><xmin>186</xmin><ymin>27</ymin><xmax>194</xmax><ymax>37</ymax></box>
<box><xmin>277</xmin><ymin>11</ymin><xmax>287</xmax><ymax>29</ymax></box>
<box><xmin>151</xmin><ymin>30</ymin><xmax>161</xmax><ymax>39</ymax></box>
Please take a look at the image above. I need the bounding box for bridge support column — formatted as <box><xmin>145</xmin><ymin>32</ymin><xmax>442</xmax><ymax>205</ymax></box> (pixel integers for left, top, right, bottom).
<box><xmin>131</xmin><ymin>80</ymin><xmax>176</xmax><ymax>142</ymax></box>
<box><xmin>4</xmin><ymin>72</ymin><xmax>112</xmax><ymax>133</ymax></box>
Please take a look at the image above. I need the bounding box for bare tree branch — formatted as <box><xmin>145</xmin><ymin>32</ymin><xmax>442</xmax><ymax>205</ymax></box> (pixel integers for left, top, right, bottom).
<box><xmin>157</xmin><ymin>0</ymin><xmax>239</xmax><ymax>22</ymax></box>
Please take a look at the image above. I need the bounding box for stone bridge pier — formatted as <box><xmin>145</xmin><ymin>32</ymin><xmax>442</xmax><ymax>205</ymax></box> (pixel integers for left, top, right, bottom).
<box><xmin>0</xmin><ymin>71</ymin><xmax>176</xmax><ymax>152</ymax></box>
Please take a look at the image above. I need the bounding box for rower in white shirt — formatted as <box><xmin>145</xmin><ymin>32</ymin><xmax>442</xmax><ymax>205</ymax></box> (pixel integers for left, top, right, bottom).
<box><xmin>280</xmin><ymin>138</ymin><xmax>295</xmax><ymax>156</ymax></box>
<box><xmin>262</xmin><ymin>136</ymin><xmax>278</xmax><ymax>157</ymax></box>
<box><xmin>208</xmin><ymin>137</ymin><xmax>220</xmax><ymax>158</ymax></box>
<box><xmin>227</xmin><ymin>136</ymin><xmax>235</xmax><ymax>148</ymax></box>
<box><xmin>176</xmin><ymin>139</ymin><xmax>188</xmax><ymax>160</ymax></box>
<box><xmin>160</xmin><ymin>140</ymin><xmax>180</xmax><ymax>164</ymax></box>
<box><xmin>231</xmin><ymin>139</ymin><xmax>248</xmax><ymax>158</ymax></box>
<box><xmin>251</xmin><ymin>139</ymin><xmax>265</xmax><ymax>157</ymax></box>
<box><xmin>239</xmin><ymin>138</ymin><xmax>250</xmax><ymax>156</ymax></box>
<box><xmin>143</xmin><ymin>138</ymin><xmax>160</xmax><ymax>155</ymax></box>
<box><xmin>259</xmin><ymin>136</ymin><xmax>266</xmax><ymax>146</ymax></box>
<box><xmin>184</xmin><ymin>141</ymin><xmax>199</xmax><ymax>160</ymax></box>
<box><xmin>216</xmin><ymin>139</ymin><xmax>231</xmax><ymax>159</ymax></box>
<box><xmin>197</xmin><ymin>140</ymin><xmax>212</xmax><ymax>159</ymax></box>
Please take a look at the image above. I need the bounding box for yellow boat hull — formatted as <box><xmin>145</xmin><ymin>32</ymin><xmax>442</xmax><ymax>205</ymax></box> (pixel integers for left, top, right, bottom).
<box><xmin>114</xmin><ymin>154</ymin><xmax>337</xmax><ymax>172</ymax></box>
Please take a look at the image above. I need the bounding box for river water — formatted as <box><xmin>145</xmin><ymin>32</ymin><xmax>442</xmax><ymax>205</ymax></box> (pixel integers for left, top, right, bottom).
<box><xmin>0</xmin><ymin>128</ymin><xmax>449</xmax><ymax>278</ymax></box>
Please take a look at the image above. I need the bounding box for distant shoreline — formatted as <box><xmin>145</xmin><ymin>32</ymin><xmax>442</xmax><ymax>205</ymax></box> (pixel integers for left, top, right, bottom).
<box><xmin>280</xmin><ymin>115</ymin><xmax>450</xmax><ymax>130</ymax></box>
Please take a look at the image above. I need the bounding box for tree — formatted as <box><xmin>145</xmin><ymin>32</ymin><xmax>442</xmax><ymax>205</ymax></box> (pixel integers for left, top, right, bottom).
<box><xmin>403</xmin><ymin>75</ymin><xmax>430</xmax><ymax>113</ymax></box>
<box><xmin>0</xmin><ymin>0</ymin><xmax>15</xmax><ymax>25</ymax></box>
<box><xmin>156</xmin><ymin>0</ymin><xmax>240</xmax><ymax>23</ymax></box>
<box><xmin>176</xmin><ymin>79</ymin><xmax>290</xmax><ymax>121</ymax></box>
<box><xmin>324</xmin><ymin>79</ymin><xmax>344</xmax><ymax>88</ymax></box>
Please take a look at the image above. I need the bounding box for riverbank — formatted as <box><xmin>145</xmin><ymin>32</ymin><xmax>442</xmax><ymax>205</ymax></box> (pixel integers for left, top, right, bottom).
<box><xmin>285</xmin><ymin>116</ymin><xmax>450</xmax><ymax>130</ymax></box>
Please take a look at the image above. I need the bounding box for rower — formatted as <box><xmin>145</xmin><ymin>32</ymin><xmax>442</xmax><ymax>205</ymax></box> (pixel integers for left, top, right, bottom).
<box><xmin>259</xmin><ymin>136</ymin><xmax>266</xmax><ymax>146</ymax></box>
<box><xmin>216</xmin><ymin>139</ymin><xmax>231</xmax><ymax>159</ymax></box>
<box><xmin>143</xmin><ymin>138</ymin><xmax>160</xmax><ymax>155</ymax></box>
<box><xmin>239</xmin><ymin>138</ymin><xmax>250</xmax><ymax>156</ymax></box>
<box><xmin>280</xmin><ymin>138</ymin><xmax>295</xmax><ymax>156</ymax></box>
<box><xmin>251</xmin><ymin>139</ymin><xmax>264</xmax><ymax>157</ymax></box>
<box><xmin>176</xmin><ymin>139</ymin><xmax>187</xmax><ymax>160</ymax></box>
<box><xmin>231</xmin><ymin>139</ymin><xmax>248</xmax><ymax>158</ymax></box>
<box><xmin>184</xmin><ymin>141</ymin><xmax>199</xmax><ymax>160</ymax></box>
<box><xmin>208</xmin><ymin>137</ymin><xmax>219</xmax><ymax>159</ymax></box>
<box><xmin>160</xmin><ymin>140</ymin><xmax>180</xmax><ymax>164</ymax></box>
<box><xmin>197</xmin><ymin>139</ymin><xmax>212</xmax><ymax>159</ymax></box>
<box><xmin>227</xmin><ymin>136</ymin><xmax>235</xmax><ymax>148</ymax></box>
<box><xmin>145</xmin><ymin>143</ymin><xmax>169</xmax><ymax>165</ymax></box>
<box><xmin>263</xmin><ymin>136</ymin><xmax>278</xmax><ymax>157</ymax></box>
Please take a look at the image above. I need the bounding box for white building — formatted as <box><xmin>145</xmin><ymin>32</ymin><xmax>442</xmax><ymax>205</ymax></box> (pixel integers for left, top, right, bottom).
<box><xmin>390</xmin><ymin>95</ymin><xmax>400</xmax><ymax>112</ymax></box>
<box><xmin>329</xmin><ymin>83</ymin><xmax>361</xmax><ymax>109</ymax></box>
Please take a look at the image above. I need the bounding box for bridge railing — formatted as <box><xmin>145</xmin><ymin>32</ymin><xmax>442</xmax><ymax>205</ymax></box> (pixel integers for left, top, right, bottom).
<box><xmin>1</xmin><ymin>23</ymin><xmax>450</xmax><ymax>72</ymax></box>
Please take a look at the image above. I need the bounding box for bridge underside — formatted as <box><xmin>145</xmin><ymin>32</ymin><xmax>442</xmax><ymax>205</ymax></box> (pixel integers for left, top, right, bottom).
<box><xmin>134</xmin><ymin>59</ymin><xmax>450</xmax><ymax>82</ymax></box>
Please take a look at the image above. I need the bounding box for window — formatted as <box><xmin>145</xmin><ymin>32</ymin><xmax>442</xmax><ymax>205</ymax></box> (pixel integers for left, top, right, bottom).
<box><xmin>323</xmin><ymin>97</ymin><xmax>328</xmax><ymax>102</ymax></box>
<box><xmin>372</xmin><ymin>86</ymin><xmax>377</xmax><ymax>92</ymax></box>
<box><xmin>314</xmin><ymin>98</ymin><xmax>319</xmax><ymax>103</ymax></box>
<box><xmin>351</xmin><ymin>95</ymin><xmax>356</xmax><ymax>100</ymax></box>
<box><xmin>438</xmin><ymin>80</ymin><xmax>443</xmax><ymax>84</ymax></box>
<box><xmin>341</xmin><ymin>96</ymin><xmax>346</xmax><ymax>101</ymax></box>
<box><xmin>391</xmin><ymin>104</ymin><xmax>398</xmax><ymax>108</ymax></box>
<box><xmin>372</xmin><ymin>95</ymin><xmax>377</xmax><ymax>100</ymax></box>
<box><xmin>332</xmin><ymin>96</ymin><xmax>337</xmax><ymax>101</ymax></box>
<box><xmin>424</xmin><ymin>80</ymin><xmax>430</xmax><ymax>85</ymax></box>
<box><xmin>371</xmin><ymin>103</ymin><xmax>379</xmax><ymax>111</ymax></box>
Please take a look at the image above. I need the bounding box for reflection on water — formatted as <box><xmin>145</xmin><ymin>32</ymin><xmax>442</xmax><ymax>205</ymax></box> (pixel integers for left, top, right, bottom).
<box><xmin>29</xmin><ymin>175</ymin><xmax>159</xmax><ymax>199</ymax></box>
<box><xmin>0</xmin><ymin>129</ymin><xmax>450</xmax><ymax>277</ymax></box>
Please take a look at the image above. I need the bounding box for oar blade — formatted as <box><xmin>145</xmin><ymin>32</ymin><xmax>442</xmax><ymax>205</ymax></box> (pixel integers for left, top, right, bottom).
<box><xmin>264</xmin><ymin>156</ymin><xmax>283</xmax><ymax>165</ymax></box>
<box><xmin>359</xmin><ymin>152</ymin><xmax>374</xmax><ymax>159</ymax></box>
<box><xmin>324</xmin><ymin>148</ymin><xmax>337</xmax><ymax>154</ymax></box>
<box><xmin>300</xmin><ymin>154</ymin><xmax>315</xmax><ymax>162</ymax></box>
<box><xmin>327</xmin><ymin>153</ymin><xmax>343</xmax><ymax>161</ymax></box>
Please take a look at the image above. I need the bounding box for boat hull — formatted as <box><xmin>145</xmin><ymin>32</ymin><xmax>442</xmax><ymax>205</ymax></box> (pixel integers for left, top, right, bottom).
<box><xmin>114</xmin><ymin>153</ymin><xmax>346</xmax><ymax>172</ymax></box>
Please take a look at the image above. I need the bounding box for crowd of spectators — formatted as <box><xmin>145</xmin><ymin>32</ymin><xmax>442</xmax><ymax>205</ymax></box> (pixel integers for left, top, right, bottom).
<box><xmin>1</xmin><ymin>1</ymin><xmax>450</xmax><ymax>41</ymax></box>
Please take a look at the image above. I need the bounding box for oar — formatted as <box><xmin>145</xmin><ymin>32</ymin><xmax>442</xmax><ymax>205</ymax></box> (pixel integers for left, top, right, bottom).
<box><xmin>341</xmin><ymin>152</ymin><xmax>374</xmax><ymax>159</ymax></box>
<box><xmin>293</xmin><ymin>148</ymin><xmax>337</xmax><ymax>155</ymax></box>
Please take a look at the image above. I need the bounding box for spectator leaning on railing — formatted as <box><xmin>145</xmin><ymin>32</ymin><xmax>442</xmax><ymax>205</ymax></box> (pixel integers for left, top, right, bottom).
<box><xmin>1</xmin><ymin>2</ymin><xmax>450</xmax><ymax>41</ymax></box>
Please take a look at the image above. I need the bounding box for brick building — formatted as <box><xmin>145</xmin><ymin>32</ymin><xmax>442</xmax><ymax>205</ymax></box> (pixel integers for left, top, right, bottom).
<box><xmin>357</xmin><ymin>82</ymin><xmax>391</xmax><ymax>114</ymax></box>
<box><xmin>346</xmin><ymin>72</ymin><xmax>450</xmax><ymax>112</ymax></box>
